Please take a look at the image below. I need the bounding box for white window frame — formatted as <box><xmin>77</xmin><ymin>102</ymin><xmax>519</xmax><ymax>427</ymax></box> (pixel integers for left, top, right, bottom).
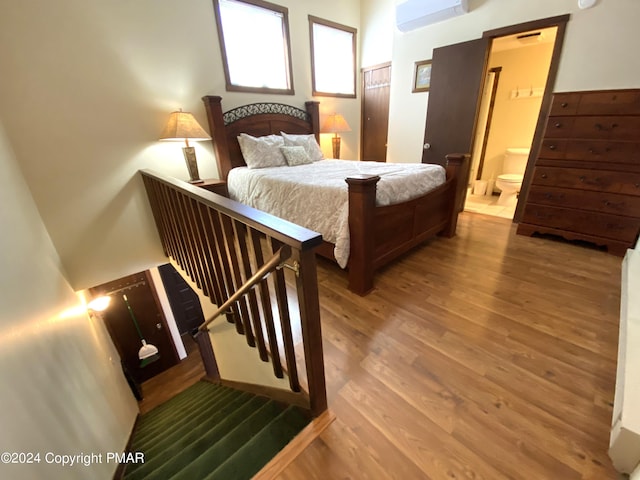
<box><xmin>213</xmin><ymin>0</ymin><xmax>294</xmax><ymax>95</ymax></box>
<box><xmin>308</xmin><ymin>15</ymin><xmax>357</xmax><ymax>98</ymax></box>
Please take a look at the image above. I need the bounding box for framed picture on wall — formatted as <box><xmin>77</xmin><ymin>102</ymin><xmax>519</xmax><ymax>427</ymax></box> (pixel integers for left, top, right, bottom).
<box><xmin>412</xmin><ymin>59</ymin><xmax>432</xmax><ymax>93</ymax></box>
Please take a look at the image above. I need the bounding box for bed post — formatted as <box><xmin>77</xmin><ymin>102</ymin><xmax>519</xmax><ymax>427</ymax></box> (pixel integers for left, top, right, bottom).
<box><xmin>345</xmin><ymin>175</ymin><xmax>380</xmax><ymax>296</ymax></box>
<box><xmin>441</xmin><ymin>153</ymin><xmax>469</xmax><ymax>238</ymax></box>
<box><xmin>202</xmin><ymin>95</ymin><xmax>232</xmax><ymax>181</ymax></box>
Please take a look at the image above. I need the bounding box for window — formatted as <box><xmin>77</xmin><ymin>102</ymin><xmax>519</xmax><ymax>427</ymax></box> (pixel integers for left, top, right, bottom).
<box><xmin>213</xmin><ymin>0</ymin><xmax>294</xmax><ymax>94</ymax></box>
<box><xmin>309</xmin><ymin>16</ymin><xmax>357</xmax><ymax>98</ymax></box>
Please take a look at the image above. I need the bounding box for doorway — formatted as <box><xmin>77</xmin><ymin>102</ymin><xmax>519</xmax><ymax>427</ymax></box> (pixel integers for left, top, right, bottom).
<box><xmin>464</xmin><ymin>26</ymin><xmax>557</xmax><ymax>220</ymax></box>
<box><xmin>89</xmin><ymin>270</ymin><xmax>180</xmax><ymax>384</ymax></box>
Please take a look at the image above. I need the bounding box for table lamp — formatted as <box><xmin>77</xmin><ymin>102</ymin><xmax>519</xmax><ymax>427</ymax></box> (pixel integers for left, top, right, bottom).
<box><xmin>321</xmin><ymin>113</ymin><xmax>351</xmax><ymax>159</ymax></box>
<box><xmin>159</xmin><ymin>110</ymin><xmax>211</xmax><ymax>183</ymax></box>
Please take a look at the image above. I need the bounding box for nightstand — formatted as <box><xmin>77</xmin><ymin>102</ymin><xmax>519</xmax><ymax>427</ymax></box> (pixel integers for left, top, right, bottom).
<box><xmin>197</xmin><ymin>178</ymin><xmax>228</xmax><ymax>197</ymax></box>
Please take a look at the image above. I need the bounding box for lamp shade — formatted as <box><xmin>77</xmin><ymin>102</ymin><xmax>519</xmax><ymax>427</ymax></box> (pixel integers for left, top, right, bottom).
<box><xmin>321</xmin><ymin>113</ymin><xmax>351</xmax><ymax>134</ymax></box>
<box><xmin>159</xmin><ymin>110</ymin><xmax>211</xmax><ymax>142</ymax></box>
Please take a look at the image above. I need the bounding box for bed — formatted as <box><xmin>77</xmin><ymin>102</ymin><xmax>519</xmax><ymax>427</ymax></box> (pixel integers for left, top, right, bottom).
<box><xmin>202</xmin><ymin>95</ymin><xmax>468</xmax><ymax>295</ymax></box>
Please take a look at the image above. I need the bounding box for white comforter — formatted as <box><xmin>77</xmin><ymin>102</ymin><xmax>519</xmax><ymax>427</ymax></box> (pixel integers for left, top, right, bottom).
<box><xmin>227</xmin><ymin>159</ymin><xmax>446</xmax><ymax>268</ymax></box>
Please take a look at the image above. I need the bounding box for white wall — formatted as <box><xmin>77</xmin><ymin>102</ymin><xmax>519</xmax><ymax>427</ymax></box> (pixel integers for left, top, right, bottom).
<box><xmin>362</xmin><ymin>0</ymin><xmax>640</xmax><ymax>164</ymax></box>
<box><xmin>0</xmin><ymin>0</ymin><xmax>360</xmax><ymax>291</ymax></box>
<box><xmin>0</xmin><ymin>119</ymin><xmax>138</xmax><ymax>480</ymax></box>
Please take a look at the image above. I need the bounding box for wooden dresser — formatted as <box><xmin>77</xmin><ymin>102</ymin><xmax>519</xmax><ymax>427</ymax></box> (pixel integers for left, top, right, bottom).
<box><xmin>517</xmin><ymin>89</ymin><xmax>640</xmax><ymax>255</ymax></box>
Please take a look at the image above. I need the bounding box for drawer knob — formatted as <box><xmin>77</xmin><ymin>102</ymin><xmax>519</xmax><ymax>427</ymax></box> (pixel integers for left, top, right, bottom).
<box><xmin>541</xmin><ymin>173</ymin><xmax>548</xmax><ymax>179</ymax></box>
<box><xmin>561</xmin><ymin>102</ymin><xmax>568</xmax><ymax>108</ymax></box>
<box><xmin>549</xmin><ymin>144</ymin><xmax>556</xmax><ymax>150</ymax></box>
<box><xmin>579</xmin><ymin>176</ymin><xmax>586</xmax><ymax>182</ymax></box>
<box><xmin>554</xmin><ymin>123</ymin><xmax>562</xmax><ymax>128</ymax></box>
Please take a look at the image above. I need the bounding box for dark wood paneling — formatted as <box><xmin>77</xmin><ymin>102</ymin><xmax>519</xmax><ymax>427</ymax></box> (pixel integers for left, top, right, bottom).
<box><xmin>361</xmin><ymin>62</ymin><xmax>391</xmax><ymax>162</ymax></box>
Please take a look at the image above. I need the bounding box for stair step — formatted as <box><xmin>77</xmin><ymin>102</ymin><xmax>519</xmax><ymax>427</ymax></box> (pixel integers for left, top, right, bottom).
<box><xmin>137</xmin><ymin>381</ymin><xmax>211</xmax><ymax>424</ymax></box>
<box><xmin>131</xmin><ymin>387</ymin><xmax>243</xmax><ymax>450</ymax></box>
<box><xmin>205</xmin><ymin>406</ymin><xmax>310</xmax><ymax>480</ymax></box>
<box><xmin>123</xmin><ymin>381</ymin><xmax>310</xmax><ymax>480</ymax></box>
<box><xmin>125</xmin><ymin>395</ymin><xmax>269</xmax><ymax>480</ymax></box>
<box><xmin>166</xmin><ymin>400</ymin><xmax>286</xmax><ymax>480</ymax></box>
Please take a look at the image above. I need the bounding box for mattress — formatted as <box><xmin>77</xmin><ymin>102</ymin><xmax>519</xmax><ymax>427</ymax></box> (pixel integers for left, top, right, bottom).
<box><xmin>227</xmin><ymin>159</ymin><xmax>446</xmax><ymax>267</ymax></box>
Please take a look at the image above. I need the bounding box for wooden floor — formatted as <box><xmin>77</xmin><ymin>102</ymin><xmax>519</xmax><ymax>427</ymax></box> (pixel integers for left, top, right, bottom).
<box><xmin>142</xmin><ymin>212</ymin><xmax>625</xmax><ymax>479</ymax></box>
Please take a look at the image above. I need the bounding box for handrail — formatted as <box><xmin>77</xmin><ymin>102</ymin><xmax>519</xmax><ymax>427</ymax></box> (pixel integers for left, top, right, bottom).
<box><xmin>197</xmin><ymin>245</ymin><xmax>291</xmax><ymax>333</ymax></box>
<box><xmin>140</xmin><ymin>169</ymin><xmax>327</xmax><ymax>416</ymax></box>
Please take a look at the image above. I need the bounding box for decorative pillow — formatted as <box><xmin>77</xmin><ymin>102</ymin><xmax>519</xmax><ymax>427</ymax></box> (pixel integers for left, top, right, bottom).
<box><xmin>280</xmin><ymin>146</ymin><xmax>312</xmax><ymax>166</ymax></box>
<box><xmin>237</xmin><ymin>133</ymin><xmax>286</xmax><ymax>169</ymax></box>
<box><xmin>280</xmin><ymin>132</ymin><xmax>324</xmax><ymax>162</ymax></box>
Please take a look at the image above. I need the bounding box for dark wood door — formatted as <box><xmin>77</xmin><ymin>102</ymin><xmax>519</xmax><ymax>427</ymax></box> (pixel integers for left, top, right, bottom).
<box><xmin>158</xmin><ymin>263</ymin><xmax>204</xmax><ymax>335</ymax></box>
<box><xmin>421</xmin><ymin>38</ymin><xmax>490</xmax><ymax>210</ymax></box>
<box><xmin>90</xmin><ymin>271</ymin><xmax>179</xmax><ymax>383</ymax></box>
<box><xmin>361</xmin><ymin>63</ymin><xmax>391</xmax><ymax>162</ymax></box>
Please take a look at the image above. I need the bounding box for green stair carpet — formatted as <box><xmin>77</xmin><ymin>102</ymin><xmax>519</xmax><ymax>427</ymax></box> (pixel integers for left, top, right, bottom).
<box><xmin>124</xmin><ymin>381</ymin><xmax>310</xmax><ymax>480</ymax></box>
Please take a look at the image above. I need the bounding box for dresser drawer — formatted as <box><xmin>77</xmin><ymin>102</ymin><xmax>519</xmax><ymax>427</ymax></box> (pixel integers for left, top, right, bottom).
<box><xmin>544</xmin><ymin>116</ymin><xmax>575</xmax><ymax>138</ymax></box>
<box><xmin>538</xmin><ymin>138</ymin><xmax>567</xmax><ymax>159</ymax></box>
<box><xmin>522</xmin><ymin>204</ymin><xmax>640</xmax><ymax>242</ymax></box>
<box><xmin>526</xmin><ymin>185</ymin><xmax>640</xmax><ymax>217</ymax></box>
<box><xmin>550</xmin><ymin>93</ymin><xmax>581</xmax><ymax>116</ymax></box>
<box><xmin>564</xmin><ymin>140</ymin><xmax>640</xmax><ymax>165</ymax></box>
<box><xmin>577</xmin><ymin>90</ymin><xmax>640</xmax><ymax>116</ymax></box>
<box><xmin>540</xmin><ymin>139</ymin><xmax>640</xmax><ymax>165</ymax></box>
<box><xmin>532</xmin><ymin>166</ymin><xmax>640</xmax><ymax>196</ymax></box>
<box><xmin>571</xmin><ymin>116</ymin><xmax>640</xmax><ymax>140</ymax></box>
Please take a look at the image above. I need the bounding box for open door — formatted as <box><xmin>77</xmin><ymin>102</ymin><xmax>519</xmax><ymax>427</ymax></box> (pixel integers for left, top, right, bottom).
<box><xmin>421</xmin><ymin>38</ymin><xmax>491</xmax><ymax>211</ymax></box>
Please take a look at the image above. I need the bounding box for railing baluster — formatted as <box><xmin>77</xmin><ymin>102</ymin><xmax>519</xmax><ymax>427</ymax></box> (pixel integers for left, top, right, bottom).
<box><xmin>235</xmin><ymin>222</ymin><xmax>268</xmax><ymax>361</ymax></box>
<box><xmin>270</xmin><ymin>237</ymin><xmax>300</xmax><ymax>392</ymax></box>
<box><xmin>166</xmin><ymin>187</ymin><xmax>191</xmax><ymax>276</ymax></box>
<box><xmin>183</xmin><ymin>196</ymin><xmax>211</xmax><ymax>297</ymax></box>
<box><xmin>222</xmin><ymin>214</ymin><xmax>255</xmax><ymax>347</ymax></box>
<box><xmin>142</xmin><ymin>175</ymin><xmax>169</xmax><ymax>257</ymax></box>
<box><xmin>155</xmin><ymin>182</ymin><xmax>181</xmax><ymax>266</ymax></box>
<box><xmin>175</xmin><ymin>191</ymin><xmax>202</xmax><ymax>289</ymax></box>
<box><xmin>208</xmin><ymin>209</ymin><xmax>243</xmax><ymax>333</ymax></box>
<box><xmin>140</xmin><ymin>170</ymin><xmax>326</xmax><ymax>416</ymax></box>
<box><xmin>197</xmin><ymin>203</ymin><xmax>226</xmax><ymax>307</ymax></box>
<box><xmin>250</xmin><ymin>229</ymin><xmax>284</xmax><ymax>378</ymax></box>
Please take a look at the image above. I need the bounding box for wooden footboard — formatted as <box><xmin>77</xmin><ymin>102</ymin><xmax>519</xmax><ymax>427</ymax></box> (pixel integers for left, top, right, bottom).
<box><xmin>340</xmin><ymin>153</ymin><xmax>467</xmax><ymax>295</ymax></box>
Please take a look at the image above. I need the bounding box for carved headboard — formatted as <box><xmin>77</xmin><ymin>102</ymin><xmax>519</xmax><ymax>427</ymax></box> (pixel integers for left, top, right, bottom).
<box><xmin>202</xmin><ymin>95</ymin><xmax>320</xmax><ymax>181</ymax></box>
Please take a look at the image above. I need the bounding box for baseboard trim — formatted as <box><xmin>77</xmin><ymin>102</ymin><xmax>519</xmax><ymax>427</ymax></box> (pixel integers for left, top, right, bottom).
<box><xmin>112</xmin><ymin>413</ymin><xmax>140</xmax><ymax>480</ymax></box>
<box><xmin>253</xmin><ymin>409</ymin><xmax>336</xmax><ymax>480</ymax></box>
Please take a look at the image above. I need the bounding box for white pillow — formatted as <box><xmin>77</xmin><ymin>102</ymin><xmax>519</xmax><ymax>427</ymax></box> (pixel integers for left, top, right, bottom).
<box><xmin>237</xmin><ymin>133</ymin><xmax>286</xmax><ymax>169</ymax></box>
<box><xmin>280</xmin><ymin>146</ymin><xmax>312</xmax><ymax>166</ymax></box>
<box><xmin>280</xmin><ymin>132</ymin><xmax>324</xmax><ymax>162</ymax></box>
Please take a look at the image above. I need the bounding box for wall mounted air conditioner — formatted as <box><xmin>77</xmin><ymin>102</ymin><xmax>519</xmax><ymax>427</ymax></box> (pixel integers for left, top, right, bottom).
<box><xmin>396</xmin><ymin>0</ymin><xmax>469</xmax><ymax>32</ymax></box>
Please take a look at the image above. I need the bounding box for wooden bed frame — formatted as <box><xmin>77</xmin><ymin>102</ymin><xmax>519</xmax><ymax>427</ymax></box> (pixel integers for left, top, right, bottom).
<box><xmin>202</xmin><ymin>95</ymin><xmax>467</xmax><ymax>296</ymax></box>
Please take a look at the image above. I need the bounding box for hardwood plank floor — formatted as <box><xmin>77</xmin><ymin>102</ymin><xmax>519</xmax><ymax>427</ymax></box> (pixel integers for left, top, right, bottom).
<box><xmin>278</xmin><ymin>212</ymin><xmax>623</xmax><ymax>480</ymax></box>
<box><xmin>139</xmin><ymin>212</ymin><xmax>624</xmax><ymax>479</ymax></box>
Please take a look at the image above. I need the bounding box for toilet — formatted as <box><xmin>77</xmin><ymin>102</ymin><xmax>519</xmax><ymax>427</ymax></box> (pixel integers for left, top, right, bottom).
<box><xmin>495</xmin><ymin>147</ymin><xmax>529</xmax><ymax>206</ymax></box>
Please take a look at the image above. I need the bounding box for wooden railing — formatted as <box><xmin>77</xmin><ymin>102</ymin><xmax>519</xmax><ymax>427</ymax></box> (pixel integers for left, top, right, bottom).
<box><xmin>140</xmin><ymin>169</ymin><xmax>327</xmax><ymax>416</ymax></box>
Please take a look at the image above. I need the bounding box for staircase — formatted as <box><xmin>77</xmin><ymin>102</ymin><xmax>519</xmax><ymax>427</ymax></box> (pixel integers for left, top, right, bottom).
<box><xmin>123</xmin><ymin>380</ymin><xmax>310</xmax><ymax>480</ymax></box>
